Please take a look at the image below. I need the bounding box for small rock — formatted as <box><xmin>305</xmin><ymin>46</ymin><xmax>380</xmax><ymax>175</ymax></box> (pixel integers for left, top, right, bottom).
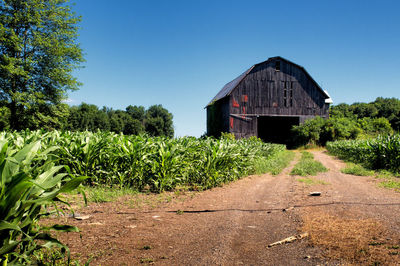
<box><xmin>74</xmin><ymin>214</ymin><xmax>90</xmax><ymax>220</ymax></box>
<box><xmin>304</xmin><ymin>255</ymin><xmax>311</xmax><ymax>259</ymax></box>
<box><xmin>152</xmin><ymin>215</ymin><xmax>160</xmax><ymax>219</ymax></box>
<box><xmin>247</xmin><ymin>226</ymin><xmax>256</xmax><ymax>229</ymax></box>
<box><xmin>127</xmin><ymin>225</ymin><xmax>137</xmax><ymax>229</ymax></box>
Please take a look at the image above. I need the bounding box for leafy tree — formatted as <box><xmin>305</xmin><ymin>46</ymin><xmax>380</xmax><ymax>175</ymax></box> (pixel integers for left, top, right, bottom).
<box><xmin>372</xmin><ymin>97</ymin><xmax>400</xmax><ymax>131</ymax></box>
<box><xmin>145</xmin><ymin>104</ymin><xmax>174</xmax><ymax>137</ymax></box>
<box><xmin>330</xmin><ymin>103</ymin><xmax>354</xmax><ymax>118</ymax></box>
<box><xmin>66</xmin><ymin>103</ymin><xmax>109</xmax><ymax>131</ymax></box>
<box><xmin>350</xmin><ymin>102</ymin><xmax>378</xmax><ymax>118</ymax></box>
<box><xmin>126</xmin><ymin>105</ymin><xmax>145</xmax><ymax>121</ymax></box>
<box><xmin>0</xmin><ymin>0</ymin><xmax>83</xmax><ymax>130</ymax></box>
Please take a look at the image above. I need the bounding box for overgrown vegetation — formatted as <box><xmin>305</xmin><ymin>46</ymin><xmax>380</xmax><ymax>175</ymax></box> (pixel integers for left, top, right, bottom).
<box><xmin>341</xmin><ymin>163</ymin><xmax>374</xmax><ymax>176</ymax></box>
<box><xmin>254</xmin><ymin>150</ymin><xmax>294</xmax><ymax>175</ymax></box>
<box><xmin>290</xmin><ymin>151</ymin><xmax>328</xmax><ymax>176</ymax></box>
<box><xmin>327</xmin><ymin>134</ymin><xmax>400</xmax><ymax>172</ymax></box>
<box><xmin>291</xmin><ymin>97</ymin><xmax>399</xmax><ymax>147</ymax></box>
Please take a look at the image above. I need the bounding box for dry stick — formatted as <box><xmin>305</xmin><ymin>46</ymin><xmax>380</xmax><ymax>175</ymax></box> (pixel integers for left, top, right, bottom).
<box><xmin>267</xmin><ymin>232</ymin><xmax>309</xmax><ymax>248</ymax></box>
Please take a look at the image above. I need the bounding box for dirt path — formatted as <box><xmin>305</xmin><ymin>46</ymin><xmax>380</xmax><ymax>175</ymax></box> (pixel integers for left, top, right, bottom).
<box><xmin>57</xmin><ymin>151</ymin><xmax>400</xmax><ymax>265</ymax></box>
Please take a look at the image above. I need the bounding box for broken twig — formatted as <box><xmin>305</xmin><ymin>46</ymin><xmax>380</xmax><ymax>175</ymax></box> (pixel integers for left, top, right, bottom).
<box><xmin>267</xmin><ymin>232</ymin><xmax>309</xmax><ymax>247</ymax></box>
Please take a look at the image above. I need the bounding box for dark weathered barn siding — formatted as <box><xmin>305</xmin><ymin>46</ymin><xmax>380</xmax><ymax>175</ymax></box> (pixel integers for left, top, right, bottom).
<box><xmin>207</xmin><ymin>57</ymin><xmax>331</xmax><ymax>141</ymax></box>
<box><xmin>206</xmin><ymin>97</ymin><xmax>230</xmax><ymax>138</ymax></box>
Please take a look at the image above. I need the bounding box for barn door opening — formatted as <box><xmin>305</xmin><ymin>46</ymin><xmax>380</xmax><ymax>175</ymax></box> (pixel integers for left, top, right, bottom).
<box><xmin>257</xmin><ymin>116</ymin><xmax>300</xmax><ymax>144</ymax></box>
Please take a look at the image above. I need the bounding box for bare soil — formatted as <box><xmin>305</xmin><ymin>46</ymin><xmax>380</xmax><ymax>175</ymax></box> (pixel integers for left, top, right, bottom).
<box><xmin>51</xmin><ymin>150</ymin><xmax>400</xmax><ymax>265</ymax></box>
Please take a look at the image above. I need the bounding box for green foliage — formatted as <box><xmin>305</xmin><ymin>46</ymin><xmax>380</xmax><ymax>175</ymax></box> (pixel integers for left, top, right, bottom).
<box><xmin>1</xmin><ymin>130</ymin><xmax>285</xmax><ymax>192</ymax></box>
<box><xmin>297</xmin><ymin>177</ymin><xmax>329</xmax><ymax>185</ymax></box>
<box><xmin>341</xmin><ymin>163</ymin><xmax>374</xmax><ymax>176</ymax></box>
<box><xmin>64</xmin><ymin>103</ymin><xmax>172</xmax><ymax>137</ymax></box>
<box><xmin>292</xmin><ymin>115</ymin><xmax>393</xmax><ymax>147</ymax></box>
<box><xmin>254</xmin><ymin>150</ymin><xmax>295</xmax><ymax>175</ymax></box>
<box><xmin>291</xmin><ymin>116</ymin><xmax>325</xmax><ymax>146</ymax></box>
<box><xmin>327</xmin><ymin>134</ymin><xmax>400</xmax><ymax>172</ymax></box>
<box><xmin>330</xmin><ymin>97</ymin><xmax>400</xmax><ymax>131</ymax></box>
<box><xmin>0</xmin><ymin>0</ymin><xmax>84</xmax><ymax>130</ymax></box>
<box><xmin>145</xmin><ymin>104</ymin><xmax>174</xmax><ymax>138</ymax></box>
<box><xmin>0</xmin><ymin>106</ymin><xmax>10</xmax><ymax>130</ymax></box>
<box><xmin>0</xmin><ymin>137</ymin><xmax>86</xmax><ymax>265</ymax></box>
<box><xmin>290</xmin><ymin>151</ymin><xmax>328</xmax><ymax>176</ymax></box>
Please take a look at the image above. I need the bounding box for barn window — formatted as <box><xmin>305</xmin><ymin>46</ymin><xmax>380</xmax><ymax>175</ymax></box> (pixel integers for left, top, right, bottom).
<box><xmin>275</xmin><ymin>61</ymin><xmax>280</xmax><ymax>71</ymax></box>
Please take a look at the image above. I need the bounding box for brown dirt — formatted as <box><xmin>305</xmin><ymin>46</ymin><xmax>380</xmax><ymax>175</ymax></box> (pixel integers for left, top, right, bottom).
<box><xmin>50</xmin><ymin>150</ymin><xmax>400</xmax><ymax>265</ymax></box>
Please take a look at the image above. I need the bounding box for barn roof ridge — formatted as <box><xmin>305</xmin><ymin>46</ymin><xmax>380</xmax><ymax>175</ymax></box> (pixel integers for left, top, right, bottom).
<box><xmin>206</xmin><ymin>56</ymin><xmax>330</xmax><ymax>107</ymax></box>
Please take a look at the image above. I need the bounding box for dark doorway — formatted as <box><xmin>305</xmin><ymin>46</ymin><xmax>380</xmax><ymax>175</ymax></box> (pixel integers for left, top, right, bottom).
<box><xmin>257</xmin><ymin>116</ymin><xmax>300</xmax><ymax>144</ymax></box>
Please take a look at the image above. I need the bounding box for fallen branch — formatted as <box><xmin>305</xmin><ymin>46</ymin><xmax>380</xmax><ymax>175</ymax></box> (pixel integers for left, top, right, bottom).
<box><xmin>267</xmin><ymin>232</ymin><xmax>309</xmax><ymax>247</ymax></box>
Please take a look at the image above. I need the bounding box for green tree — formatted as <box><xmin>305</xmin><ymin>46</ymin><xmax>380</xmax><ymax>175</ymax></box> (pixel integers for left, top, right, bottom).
<box><xmin>0</xmin><ymin>0</ymin><xmax>83</xmax><ymax>130</ymax></box>
<box><xmin>126</xmin><ymin>105</ymin><xmax>145</xmax><ymax>121</ymax></box>
<box><xmin>350</xmin><ymin>102</ymin><xmax>378</xmax><ymax>118</ymax></box>
<box><xmin>145</xmin><ymin>104</ymin><xmax>174</xmax><ymax>137</ymax></box>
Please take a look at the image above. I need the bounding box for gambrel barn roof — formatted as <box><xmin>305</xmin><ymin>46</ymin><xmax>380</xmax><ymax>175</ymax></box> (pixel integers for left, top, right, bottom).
<box><xmin>207</xmin><ymin>56</ymin><xmax>331</xmax><ymax>107</ymax></box>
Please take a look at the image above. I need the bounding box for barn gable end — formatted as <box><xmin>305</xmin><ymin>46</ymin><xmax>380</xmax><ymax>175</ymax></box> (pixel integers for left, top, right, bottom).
<box><xmin>206</xmin><ymin>56</ymin><xmax>332</xmax><ymax>143</ymax></box>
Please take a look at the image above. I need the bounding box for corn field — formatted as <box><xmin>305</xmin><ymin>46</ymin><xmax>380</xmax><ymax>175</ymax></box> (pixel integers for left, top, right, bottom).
<box><xmin>0</xmin><ymin>130</ymin><xmax>284</xmax><ymax>264</ymax></box>
<box><xmin>326</xmin><ymin>134</ymin><xmax>400</xmax><ymax>172</ymax></box>
<box><xmin>0</xmin><ymin>130</ymin><xmax>285</xmax><ymax>192</ymax></box>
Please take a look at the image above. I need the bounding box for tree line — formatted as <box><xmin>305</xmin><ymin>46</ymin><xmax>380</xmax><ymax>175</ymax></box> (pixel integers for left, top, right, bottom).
<box><xmin>0</xmin><ymin>102</ymin><xmax>174</xmax><ymax>137</ymax></box>
<box><xmin>291</xmin><ymin>97</ymin><xmax>400</xmax><ymax>146</ymax></box>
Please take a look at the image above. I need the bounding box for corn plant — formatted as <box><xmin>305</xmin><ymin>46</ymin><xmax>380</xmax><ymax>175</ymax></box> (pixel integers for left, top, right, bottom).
<box><xmin>1</xmin><ymin>130</ymin><xmax>286</xmax><ymax>192</ymax></box>
<box><xmin>327</xmin><ymin>134</ymin><xmax>400</xmax><ymax>172</ymax></box>
<box><xmin>0</xmin><ymin>139</ymin><xmax>86</xmax><ymax>265</ymax></box>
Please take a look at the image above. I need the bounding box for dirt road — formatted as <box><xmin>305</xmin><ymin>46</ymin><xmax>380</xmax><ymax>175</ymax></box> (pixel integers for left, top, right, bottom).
<box><xmin>59</xmin><ymin>151</ymin><xmax>400</xmax><ymax>265</ymax></box>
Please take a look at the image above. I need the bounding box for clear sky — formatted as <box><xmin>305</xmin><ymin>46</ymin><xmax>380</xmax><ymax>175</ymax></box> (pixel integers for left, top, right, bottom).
<box><xmin>68</xmin><ymin>0</ymin><xmax>400</xmax><ymax>137</ymax></box>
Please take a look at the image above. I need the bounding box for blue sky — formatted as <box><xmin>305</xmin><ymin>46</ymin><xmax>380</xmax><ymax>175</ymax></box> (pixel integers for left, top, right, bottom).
<box><xmin>69</xmin><ymin>0</ymin><xmax>400</xmax><ymax>137</ymax></box>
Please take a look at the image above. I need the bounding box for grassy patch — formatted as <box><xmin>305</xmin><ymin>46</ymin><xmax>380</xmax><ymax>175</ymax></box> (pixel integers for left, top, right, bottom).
<box><xmin>290</xmin><ymin>151</ymin><xmax>328</xmax><ymax>176</ymax></box>
<box><xmin>81</xmin><ymin>186</ymin><xmax>139</xmax><ymax>203</ymax></box>
<box><xmin>341</xmin><ymin>163</ymin><xmax>374</xmax><ymax>176</ymax></box>
<box><xmin>254</xmin><ymin>150</ymin><xmax>295</xmax><ymax>175</ymax></box>
<box><xmin>379</xmin><ymin>180</ymin><xmax>400</xmax><ymax>190</ymax></box>
<box><xmin>361</xmin><ymin>169</ymin><xmax>400</xmax><ymax>191</ymax></box>
<box><xmin>298</xmin><ymin>177</ymin><xmax>330</xmax><ymax>185</ymax></box>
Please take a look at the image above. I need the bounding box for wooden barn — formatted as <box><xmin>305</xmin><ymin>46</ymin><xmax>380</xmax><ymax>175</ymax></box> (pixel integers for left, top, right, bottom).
<box><xmin>206</xmin><ymin>56</ymin><xmax>333</xmax><ymax>143</ymax></box>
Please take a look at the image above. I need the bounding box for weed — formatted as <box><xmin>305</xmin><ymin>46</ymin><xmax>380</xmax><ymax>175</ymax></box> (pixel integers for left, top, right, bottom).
<box><xmin>341</xmin><ymin>163</ymin><xmax>374</xmax><ymax>176</ymax></box>
<box><xmin>254</xmin><ymin>150</ymin><xmax>295</xmax><ymax>175</ymax></box>
<box><xmin>290</xmin><ymin>152</ymin><xmax>328</xmax><ymax>176</ymax></box>
<box><xmin>176</xmin><ymin>209</ymin><xmax>184</xmax><ymax>215</ymax></box>
<box><xmin>379</xmin><ymin>180</ymin><xmax>400</xmax><ymax>190</ymax></box>
<box><xmin>297</xmin><ymin>177</ymin><xmax>330</xmax><ymax>185</ymax></box>
<box><xmin>83</xmin><ymin>186</ymin><xmax>139</xmax><ymax>203</ymax></box>
<box><xmin>140</xmin><ymin>257</ymin><xmax>154</xmax><ymax>264</ymax></box>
